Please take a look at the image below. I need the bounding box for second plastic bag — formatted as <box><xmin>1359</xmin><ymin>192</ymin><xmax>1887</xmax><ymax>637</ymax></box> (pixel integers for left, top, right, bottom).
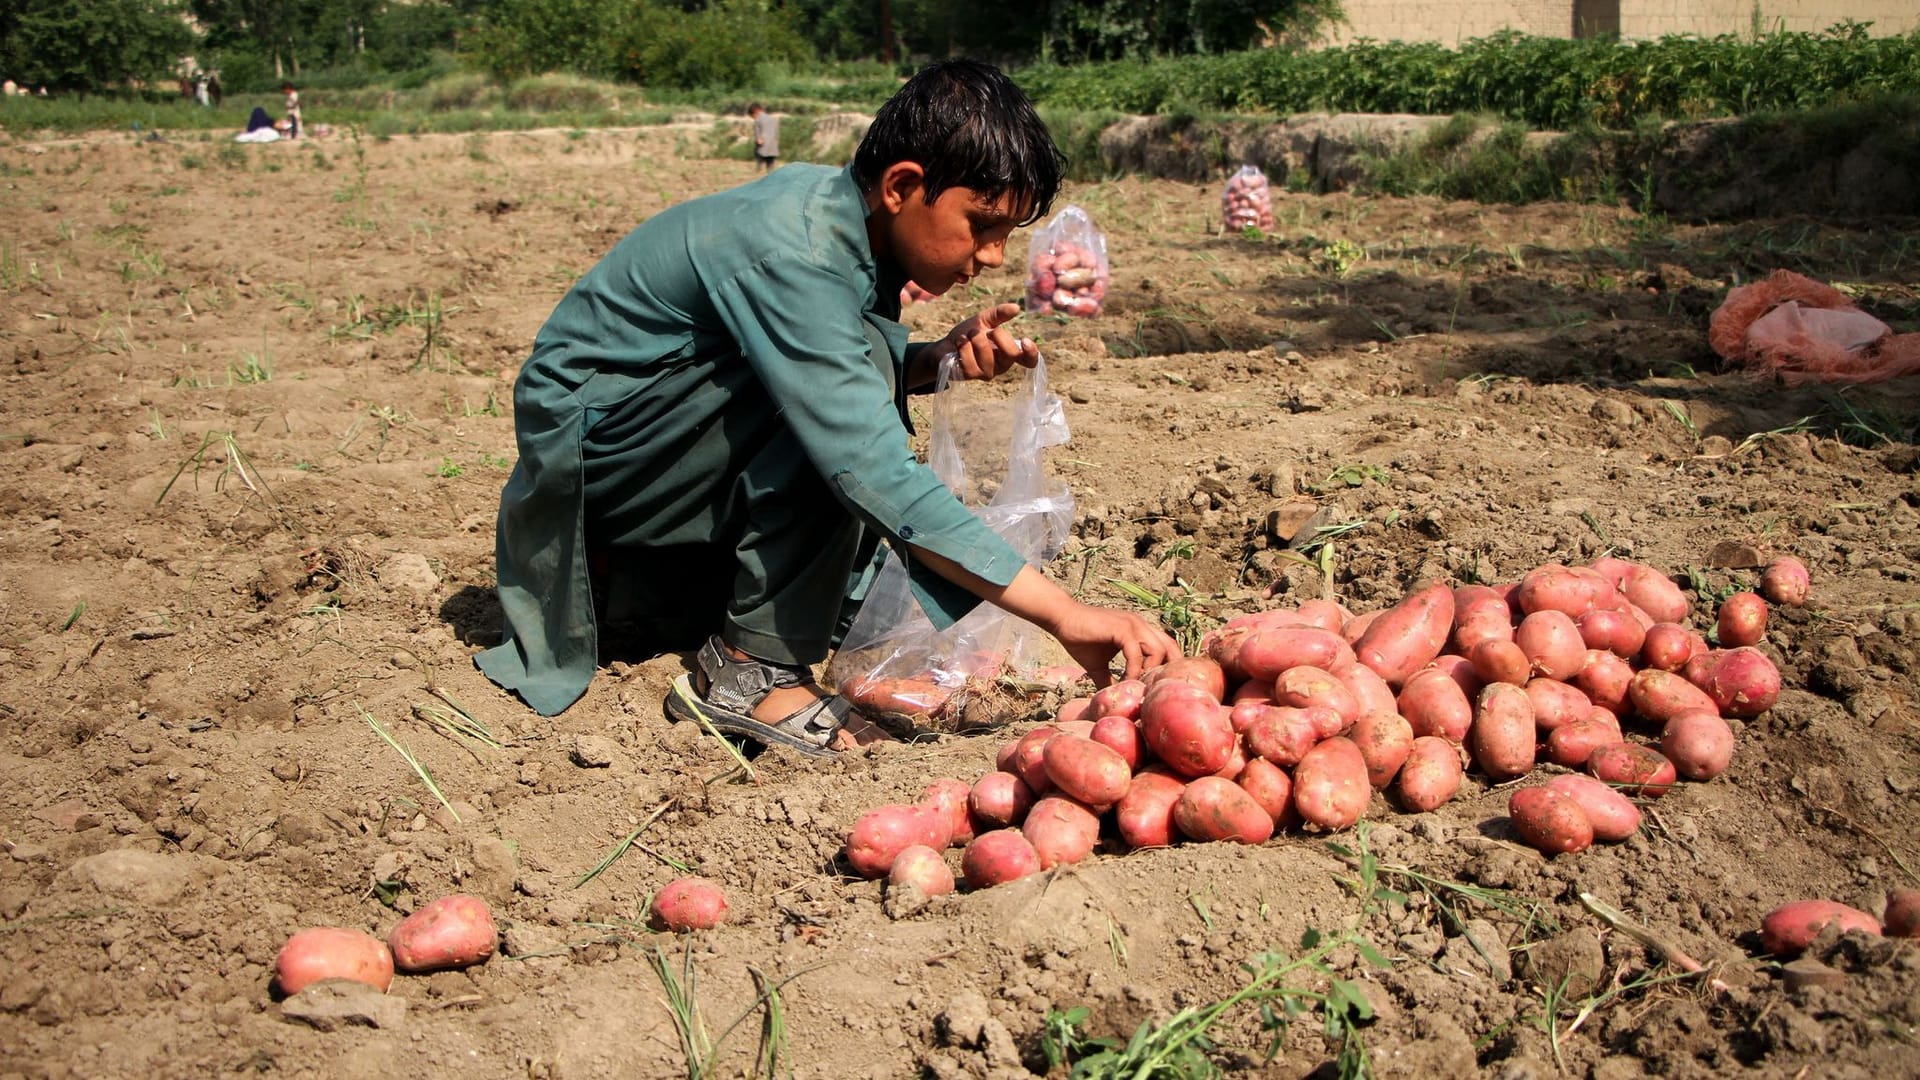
<box><xmin>1025</xmin><ymin>205</ymin><xmax>1109</xmax><ymax>318</ymax></box>
<box><xmin>1221</xmin><ymin>164</ymin><xmax>1275</xmax><ymax>231</ymax></box>
<box><xmin>830</xmin><ymin>353</ymin><xmax>1076</xmax><ymax>734</ymax></box>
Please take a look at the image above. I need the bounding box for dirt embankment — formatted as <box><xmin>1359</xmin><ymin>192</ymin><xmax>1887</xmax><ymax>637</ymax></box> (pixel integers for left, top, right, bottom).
<box><xmin>1093</xmin><ymin>109</ymin><xmax>1920</xmax><ymax>219</ymax></box>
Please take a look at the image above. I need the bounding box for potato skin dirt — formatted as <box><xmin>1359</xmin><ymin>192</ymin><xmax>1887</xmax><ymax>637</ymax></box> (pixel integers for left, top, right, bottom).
<box><xmin>0</xmin><ymin>127</ymin><xmax>1916</xmax><ymax>1078</ymax></box>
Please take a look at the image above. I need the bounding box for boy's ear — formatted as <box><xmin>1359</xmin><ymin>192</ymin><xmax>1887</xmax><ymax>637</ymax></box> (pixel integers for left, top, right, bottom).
<box><xmin>874</xmin><ymin>161</ymin><xmax>927</xmax><ymax>215</ymax></box>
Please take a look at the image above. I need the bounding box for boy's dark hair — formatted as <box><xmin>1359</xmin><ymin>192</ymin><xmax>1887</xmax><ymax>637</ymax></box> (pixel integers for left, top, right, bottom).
<box><xmin>853</xmin><ymin>59</ymin><xmax>1064</xmax><ymax>227</ymax></box>
<box><xmin>747</xmin><ymin>102</ymin><xmax>763</xmax><ymax>114</ymax></box>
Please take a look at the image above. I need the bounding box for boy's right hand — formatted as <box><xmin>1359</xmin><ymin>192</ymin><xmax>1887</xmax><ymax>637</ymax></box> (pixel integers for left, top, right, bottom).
<box><xmin>1047</xmin><ymin>601</ymin><xmax>1181</xmax><ymax>686</ymax></box>
<box><xmin>942</xmin><ymin>303</ymin><xmax>1037</xmax><ymax>382</ymax></box>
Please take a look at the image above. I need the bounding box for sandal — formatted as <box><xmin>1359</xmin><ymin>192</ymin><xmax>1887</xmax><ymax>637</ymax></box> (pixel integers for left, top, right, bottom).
<box><xmin>663</xmin><ymin>636</ymin><xmax>856</xmax><ymax>758</ymax></box>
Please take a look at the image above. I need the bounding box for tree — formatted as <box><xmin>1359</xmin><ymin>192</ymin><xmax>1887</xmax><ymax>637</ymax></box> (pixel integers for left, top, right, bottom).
<box><xmin>2</xmin><ymin>0</ymin><xmax>195</xmax><ymax>92</ymax></box>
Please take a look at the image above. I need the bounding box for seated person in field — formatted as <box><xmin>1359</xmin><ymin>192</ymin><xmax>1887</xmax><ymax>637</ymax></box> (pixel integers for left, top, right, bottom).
<box><xmin>477</xmin><ymin>60</ymin><xmax>1177</xmax><ymax>755</ymax></box>
<box><xmin>234</xmin><ymin>107</ymin><xmax>280</xmax><ymax>142</ymax></box>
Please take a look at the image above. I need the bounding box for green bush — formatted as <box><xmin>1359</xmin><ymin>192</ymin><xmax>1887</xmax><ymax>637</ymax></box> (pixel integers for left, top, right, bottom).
<box><xmin>1018</xmin><ymin>22</ymin><xmax>1920</xmax><ymax>129</ymax></box>
<box><xmin>612</xmin><ymin>3</ymin><xmax>811</xmax><ymax>91</ymax></box>
<box><xmin>504</xmin><ymin>73</ymin><xmax>623</xmax><ymax>112</ymax></box>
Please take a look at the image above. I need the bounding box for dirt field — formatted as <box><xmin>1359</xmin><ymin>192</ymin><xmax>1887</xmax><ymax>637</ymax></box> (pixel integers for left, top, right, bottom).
<box><xmin>2</xmin><ymin>124</ymin><xmax>1918</xmax><ymax>1079</ymax></box>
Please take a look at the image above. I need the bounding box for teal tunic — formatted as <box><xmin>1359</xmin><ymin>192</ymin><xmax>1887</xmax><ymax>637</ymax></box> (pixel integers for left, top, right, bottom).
<box><xmin>477</xmin><ymin>164</ymin><xmax>1027</xmax><ymax>716</ymax></box>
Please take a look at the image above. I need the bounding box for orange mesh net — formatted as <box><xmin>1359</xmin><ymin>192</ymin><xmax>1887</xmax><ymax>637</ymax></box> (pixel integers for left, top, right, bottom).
<box><xmin>1708</xmin><ymin>269</ymin><xmax>1920</xmax><ymax>385</ymax></box>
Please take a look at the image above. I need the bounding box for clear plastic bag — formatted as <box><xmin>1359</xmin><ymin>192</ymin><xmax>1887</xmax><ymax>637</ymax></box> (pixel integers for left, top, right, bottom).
<box><xmin>830</xmin><ymin>353</ymin><xmax>1076</xmax><ymax>733</ymax></box>
<box><xmin>1221</xmin><ymin>164</ymin><xmax>1275</xmax><ymax>231</ymax></box>
<box><xmin>1024</xmin><ymin>205</ymin><xmax>1109</xmax><ymax>318</ymax></box>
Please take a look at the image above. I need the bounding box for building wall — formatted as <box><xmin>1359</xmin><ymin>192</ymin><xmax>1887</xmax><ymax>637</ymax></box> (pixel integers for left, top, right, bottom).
<box><xmin>1319</xmin><ymin>0</ymin><xmax>1919</xmax><ymax>46</ymax></box>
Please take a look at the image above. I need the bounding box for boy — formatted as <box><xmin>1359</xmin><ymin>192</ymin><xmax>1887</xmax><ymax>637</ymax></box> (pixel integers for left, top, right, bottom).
<box><xmin>478</xmin><ymin>60</ymin><xmax>1177</xmax><ymax>755</ymax></box>
<box><xmin>748</xmin><ymin>102</ymin><xmax>779</xmax><ymax>172</ymax></box>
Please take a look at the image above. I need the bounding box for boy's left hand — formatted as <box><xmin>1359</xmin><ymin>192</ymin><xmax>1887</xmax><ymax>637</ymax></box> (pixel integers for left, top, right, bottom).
<box><xmin>943</xmin><ymin>303</ymin><xmax>1037</xmax><ymax>381</ymax></box>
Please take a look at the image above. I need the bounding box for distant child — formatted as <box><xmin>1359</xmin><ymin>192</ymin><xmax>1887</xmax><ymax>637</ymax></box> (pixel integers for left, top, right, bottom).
<box><xmin>748</xmin><ymin>102</ymin><xmax>778</xmax><ymax>172</ymax></box>
<box><xmin>479</xmin><ymin>60</ymin><xmax>1177</xmax><ymax>755</ymax></box>
<box><xmin>282</xmin><ymin>82</ymin><xmax>301</xmax><ymax>138</ymax></box>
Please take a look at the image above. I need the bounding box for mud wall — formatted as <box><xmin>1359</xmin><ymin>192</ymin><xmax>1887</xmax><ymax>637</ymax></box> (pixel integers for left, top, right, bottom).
<box><xmin>1322</xmin><ymin>0</ymin><xmax>1920</xmax><ymax>46</ymax></box>
<box><xmin>1093</xmin><ymin>111</ymin><xmax>1920</xmax><ymax>221</ymax></box>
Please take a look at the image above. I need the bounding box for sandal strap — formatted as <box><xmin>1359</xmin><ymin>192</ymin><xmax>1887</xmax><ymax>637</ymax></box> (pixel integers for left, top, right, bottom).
<box><xmin>695</xmin><ymin>636</ymin><xmax>814</xmax><ymax>715</ymax></box>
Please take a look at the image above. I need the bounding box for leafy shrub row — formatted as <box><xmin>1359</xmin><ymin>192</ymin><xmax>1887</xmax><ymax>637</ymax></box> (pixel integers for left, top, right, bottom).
<box><xmin>1016</xmin><ymin>23</ymin><xmax>1920</xmax><ymax>129</ymax></box>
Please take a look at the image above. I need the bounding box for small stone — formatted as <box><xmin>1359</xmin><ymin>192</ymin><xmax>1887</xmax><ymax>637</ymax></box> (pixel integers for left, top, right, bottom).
<box><xmin>32</xmin><ymin>798</ymin><xmax>93</xmax><ymax>831</ymax></box>
<box><xmin>467</xmin><ymin>837</ymin><xmax>518</xmax><ymax>903</ymax></box>
<box><xmin>935</xmin><ymin>989</ymin><xmax>992</xmax><ymax>1048</ymax></box>
<box><xmin>570</xmin><ymin>736</ymin><xmax>618</xmax><ymax>769</ymax></box>
<box><xmin>1590</xmin><ymin>399</ymin><xmax>1637</xmax><ymax>428</ymax></box>
<box><xmin>1783</xmin><ymin>958</ymin><xmax>1849</xmax><ymax>994</ymax></box>
<box><xmin>1442</xmin><ymin>919</ymin><xmax>1512</xmax><ymax>984</ymax></box>
<box><xmin>374</xmin><ymin>553</ymin><xmax>440</xmax><ymax>595</ymax></box>
<box><xmin>270</xmin><ymin>759</ymin><xmax>302</xmax><ymax>782</ymax></box>
<box><xmin>884</xmin><ymin>881</ymin><xmax>932</xmax><ymax>920</ymax></box>
<box><xmin>1266</xmin><ymin>501</ymin><xmax>1325</xmax><ymax>543</ymax></box>
<box><xmin>1520</xmin><ymin>930</ymin><xmax>1605</xmax><ymax>998</ymax></box>
<box><xmin>280</xmin><ymin>979</ymin><xmax>409</xmax><ymax>1031</ymax></box>
<box><xmin>1068</xmin><ymin>387</ymin><xmax>1091</xmax><ymax>404</ymax></box>
<box><xmin>1706</xmin><ymin>540</ymin><xmax>1766</xmax><ymax>569</ymax></box>
<box><xmin>67</xmin><ymin>849</ymin><xmax>205</xmax><ymax>906</ymax></box>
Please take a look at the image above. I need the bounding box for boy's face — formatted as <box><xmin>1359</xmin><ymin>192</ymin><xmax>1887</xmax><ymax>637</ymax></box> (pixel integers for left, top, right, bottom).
<box><xmin>888</xmin><ymin>184</ymin><xmax>1024</xmax><ymax>297</ymax></box>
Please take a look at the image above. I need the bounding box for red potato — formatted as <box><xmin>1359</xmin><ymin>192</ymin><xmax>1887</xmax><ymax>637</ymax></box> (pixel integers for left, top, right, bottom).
<box><xmin>1174</xmin><ymin>776</ymin><xmax>1276</xmax><ymax>844</ymax></box>
<box><xmin>1661</xmin><ymin>711</ymin><xmax>1736</xmax><ymax>780</ymax></box>
<box><xmin>1237</xmin><ymin>758</ymin><xmax>1295</xmax><ymax>825</ymax></box>
<box><xmin>1008</xmin><ymin>726</ymin><xmax>1062</xmax><ymax>795</ymax></box>
<box><xmin>1055</xmin><ymin>699</ymin><xmax>1093</xmax><ymax>727</ymax></box>
<box><xmin>1397</xmin><ymin>668</ymin><xmax>1472</xmax><ymax>742</ymax></box>
<box><xmin>1576</xmin><ymin>608</ymin><xmax>1646</xmax><ymax>658</ymax></box>
<box><xmin>969</xmin><ymin>771</ymin><xmax>1035</xmax><ymax>829</ymax></box>
<box><xmin>1353</xmin><ymin>583</ymin><xmax>1456</xmax><ymax>687</ymax></box>
<box><xmin>1515</xmin><ymin>564</ymin><xmax>1616</xmax><ymax>619</ymax></box>
<box><xmin>389</xmin><ymin>894</ymin><xmax>497</xmax><ymax>973</ymax></box>
<box><xmin>844</xmin><ymin>804</ymin><xmax>949</xmax><ymax>878</ymax></box>
<box><xmin>1760</xmin><ymin>900</ymin><xmax>1881</xmax><ymax>956</ymax></box>
<box><xmin>1586</xmin><ymin>742</ymin><xmax>1678</xmax><ymax>797</ymax></box>
<box><xmin>1206</xmin><ymin>616</ymin><xmax>1305</xmax><ymax>682</ymax></box>
<box><xmin>1515</xmin><ymin>610</ymin><xmax>1586</xmax><ymax>681</ymax></box>
<box><xmin>920</xmin><ymin>779</ymin><xmax>975</xmax><ymax>847</ymax></box>
<box><xmin>1760</xmin><ymin>556</ymin><xmax>1811</xmax><ymax>607</ymax></box>
<box><xmin>1229</xmin><ymin>679</ymin><xmax>1275</xmax><ymax>707</ymax></box>
<box><xmin>1090</xmin><ymin>715</ymin><xmax>1145</xmax><ymax>771</ymax></box>
<box><xmin>1341</xmin><ymin>609</ymin><xmax>1381</xmax><ymax>646</ymax></box>
<box><xmin>1043</xmin><ymin>735</ymin><xmax>1133</xmax><ymax>810</ymax></box>
<box><xmin>1717</xmin><ymin>592</ymin><xmax>1768</xmax><ymax>647</ymax></box>
<box><xmin>275</xmin><ymin>928</ymin><xmax>395</xmax><ymax>996</ymax></box>
<box><xmin>1141</xmin><ymin>682</ymin><xmax>1237</xmax><ymax>778</ymax></box>
<box><xmin>1572</xmin><ymin>650</ymin><xmax>1634</xmax><ymax>717</ymax></box>
<box><xmin>1089</xmin><ymin>679</ymin><xmax>1148</xmax><ymax>721</ymax></box>
<box><xmin>1241</xmin><ymin>705</ymin><xmax>1322</xmax><ymax>767</ymax></box>
<box><xmin>1348</xmin><ymin>711</ymin><xmax>1415</xmax><ymax>789</ymax></box>
<box><xmin>1394</xmin><ymin>736</ymin><xmax>1464</xmax><ymax>812</ymax></box>
<box><xmin>1469</xmin><ymin>682</ymin><xmax>1537</xmax><ymax>781</ymax></box>
<box><xmin>1332</xmin><ymin>658</ymin><xmax>1401</xmax><ymax>723</ymax></box>
<box><xmin>1544</xmin><ymin>774</ymin><xmax>1642</xmax><ymax>842</ymax></box>
<box><xmin>1238</xmin><ymin>627</ymin><xmax>1355</xmax><ymax>683</ymax></box>
<box><xmin>1508</xmin><ymin>787</ymin><xmax>1595</xmax><ymax>856</ymax></box>
<box><xmin>1296</xmin><ymin>599</ymin><xmax>1351</xmax><ymax>633</ymax></box>
<box><xmin>1273</xmin><ymin>666</ymin><xmax>1359</xmax><ymax>730</ymax></box>
<box><xmin>888</xmin><ymin>845</ymin><xmax>956</xmax><ymax>898</ymax></box>
<box><xmin>1627</xmin><ymin>669</ymin><xmax>1721</xmax><ymax>725</ymax></box>
<box><xmin>1470</xmin><ymin>639</ymin><xmax>1531</xmax><ymax>687</ymax></box>
<box><xmin>1057</xmin><ymin>719</ymin><xmax>1097</xmax><ymax>739</ymax></box>
<box><xmin>650</xmin><ymin>878</ymin><xmax>731</xmax><ymax>932</ymax></box>
<box><xmin>1115</xmin><ymin>769</ymin><xmax>1187</xmax><ymax>849</ymax></box>
<box><xmin>1291</xmin><ymin>737</ymin><xmax>1371</xmax><ymax>831</ymax></box>
<box><xmin>1640</xmin><ymin>623</ymin><xmax>1695</xmax><ymax>672</ymax></box>
<box><xmin>1883</xmin><ymin>890</ymin><xmax>1920</xmax><ymax>938</ymax></box>
<box><xmin>1022</xmin><ymin>797</ymin><xmax>1101</xmax><ymax>869</ymax></box>
<box><xmin>1683</xmin><ymin>647</ymin><xmax>1781</xmax><ymax>718</ymax></box>
<box><xmin>1621</xmin><ymin>565</ymin><xmax>1689</xmax><ymax>623</ymax></box>
<box><xmin>961</xmin><ymin>830</ymin><xmax>1044</xmax><ymax>888</ymax></box>
<box><xmin>1209</xmin><ymin>737</ymin><xmax>1250</xmax><ymax>781</ymax></box>
<box><xmin>1547</xmin><ymin>716</ymin><xmax>1623</xmax><ymax>768</ymax></box>
<box><xmin>1525</xmin><ymin>678</ymin><xmax>1594</xmax><ymax>733</ymax></box>
<box><xmin>1141</xmin><ymin>657</ymin><xmax>1228</xmax><ymax>701</ymax></box>
<box><xmin>1425</xmin><ymin>654</ymin><xmax>1485</xmax><ymax>701</ymax></box>
<box><xmin>1451</xmin><ymin>584</ymin><xmax>1516</xmax><ymax>653</ymax></box>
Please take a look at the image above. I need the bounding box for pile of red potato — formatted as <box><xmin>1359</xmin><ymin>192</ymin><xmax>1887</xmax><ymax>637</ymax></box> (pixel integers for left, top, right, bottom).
<box><xmin>844</xmin><ymin>555</ymin><xmax>1812</xmax><ymax>894</ymax></box>
<box><xmin>1025</xmin><ymin>238</ymin><xmax>1108</xmax><ymax>318</ymax></box>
